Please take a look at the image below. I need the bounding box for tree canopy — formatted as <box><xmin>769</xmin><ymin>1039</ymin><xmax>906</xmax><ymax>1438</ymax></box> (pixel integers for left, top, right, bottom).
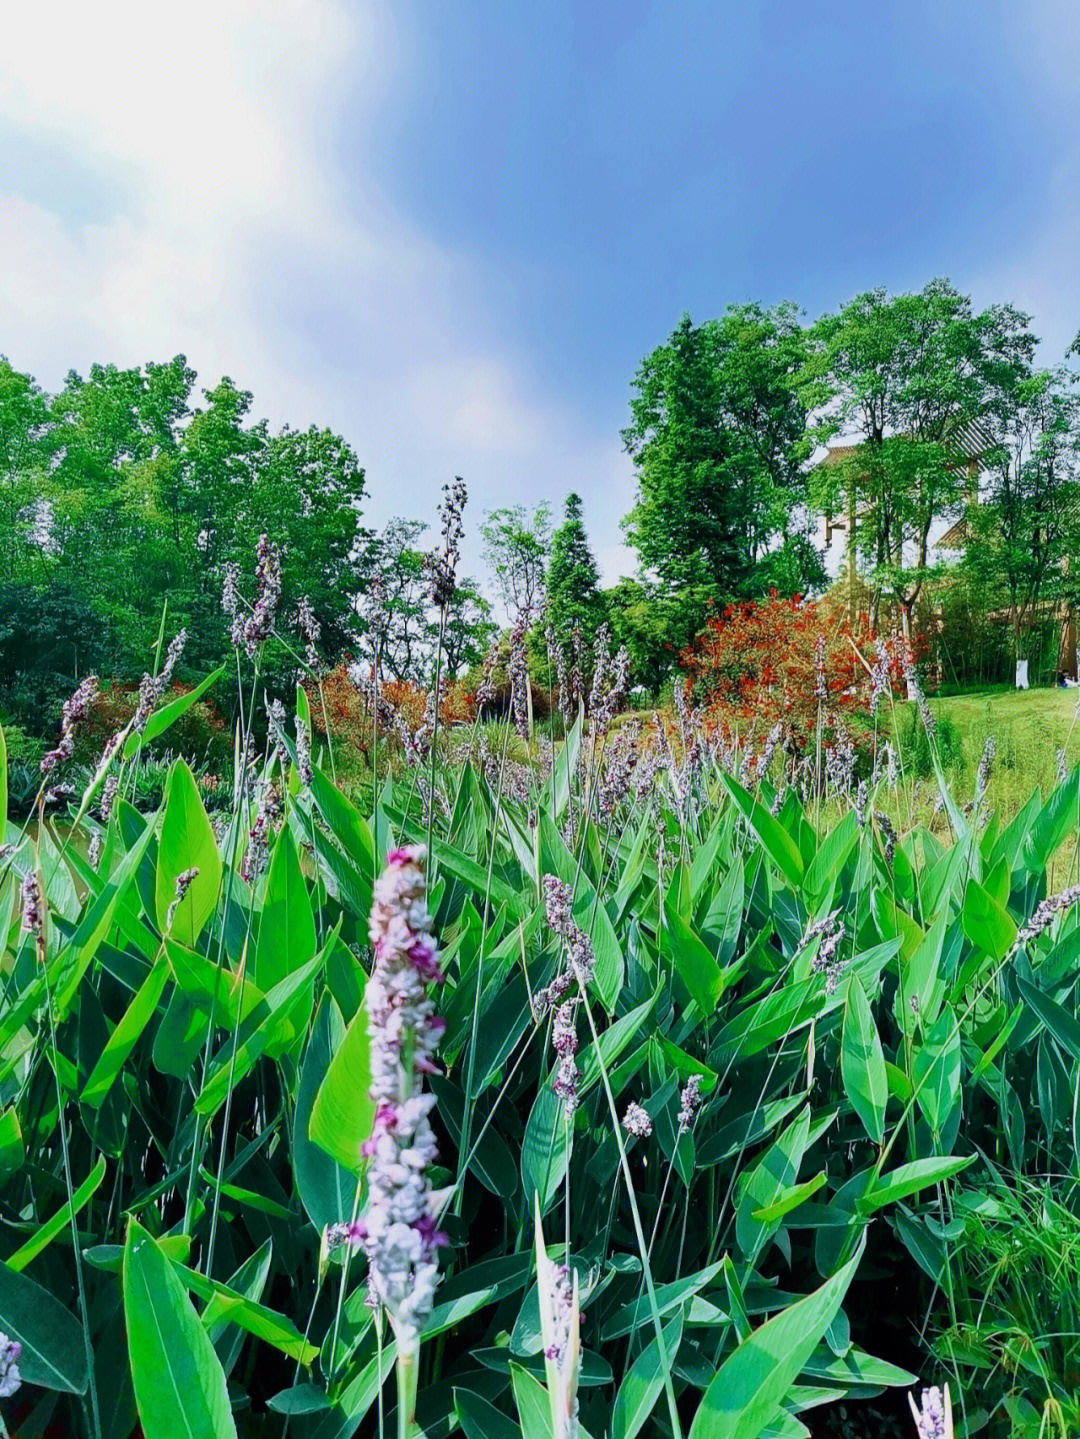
<box><xmin>544</xmin><ymin>492</ymin><xmax>605</xmax><ymax>648</ymax></box>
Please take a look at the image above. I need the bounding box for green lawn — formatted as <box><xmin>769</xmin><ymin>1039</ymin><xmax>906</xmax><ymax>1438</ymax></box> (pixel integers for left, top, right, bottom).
<box><xmin>928</xmin><ymin>685</ymin><xmax>1079</xmax><ymax>805</ymax></box>
<box><xmin>874</xmin><ymin>686</ymin><xmax>1080</xmax><ymax>869</ymax></box>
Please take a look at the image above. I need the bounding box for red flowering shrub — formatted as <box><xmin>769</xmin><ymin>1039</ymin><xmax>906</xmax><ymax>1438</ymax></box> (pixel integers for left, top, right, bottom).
<box><xmin>306</xmin><ymin>664</ymin><xmax>475</xmax><ymax>757</ymax></box>
<box><xmin>680</xmin><ymin>592</ymin><xmax>909</xmax><ymax>755</ymax></box>
<box><xmin>78</xmin><ymin>682</ymin><xmax>229</xmax><ymax>763</ymax></box>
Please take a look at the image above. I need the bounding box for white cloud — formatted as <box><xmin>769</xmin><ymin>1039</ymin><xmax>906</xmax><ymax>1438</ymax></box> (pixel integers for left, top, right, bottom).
<box><xmin>0</xmin><ymin>0</ymin><xmax>607</xmax><ymax>587</ymax></box>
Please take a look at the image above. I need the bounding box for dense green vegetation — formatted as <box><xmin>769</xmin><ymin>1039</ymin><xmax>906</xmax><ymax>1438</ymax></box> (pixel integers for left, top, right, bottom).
<box><xmin>3</xmin><ymin>273</ymin><xmax>1080</xmax><ymax>1439</ymax></box>
<box><xmin>2</xmin><ymin>609</ymin><xmax>1080</xmax><ymax>1437</ymax></box>
<box><xmin>4</xmin><ymin>275</ymin><xmax>1080</xmax><ymax>754</ymax></box>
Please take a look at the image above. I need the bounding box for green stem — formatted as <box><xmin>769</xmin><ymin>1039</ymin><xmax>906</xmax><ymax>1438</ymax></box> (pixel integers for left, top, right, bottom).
<box><xmin>396</xmin><ymin>1343</ymin><xmax>419</xmax><ymax>1439</ymax></box>
<box><xmin>426</xmin><ymin>609</ymin><xmax>447</xmax><ymax>862</ymax></box>
<box><xmin>577</xmin><ymin>989</ymin><xmax>684</xmax><ymax>1439</ymax></box>
<box><xmin>35</xmin><ymin>829</ymin><xmax>101</xmax><ymax>1439</ymax></box>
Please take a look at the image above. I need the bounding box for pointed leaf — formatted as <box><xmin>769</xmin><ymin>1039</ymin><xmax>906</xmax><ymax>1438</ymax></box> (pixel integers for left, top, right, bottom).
<box><xmin>123</xmin><ymin>1220</ymin><xmax>237</xmax><ymax>1439</ymax></box>
<box><xmin>688</xmin><ymin>1238</ymin><xmax>864</xmax><ymax>1439</ymax></box>
<box><xmin>842</xmin><ymin>972</ymin><xmax>887</xmax><ymax>1144</ymax></box>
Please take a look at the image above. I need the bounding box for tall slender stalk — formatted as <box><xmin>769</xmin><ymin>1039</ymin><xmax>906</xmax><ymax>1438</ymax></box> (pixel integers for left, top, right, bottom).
<box><xmin>32</xmin><ymin>827</ymin><xmax>102</xmax><ymax>1439</ymax></box>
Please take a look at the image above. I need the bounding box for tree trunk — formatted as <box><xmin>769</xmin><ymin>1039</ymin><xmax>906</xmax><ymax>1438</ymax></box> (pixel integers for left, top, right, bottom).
<box><xmin>846</xmin><ymin>479</ymin><xmax>857</xmax><ymax>627</ymax></box>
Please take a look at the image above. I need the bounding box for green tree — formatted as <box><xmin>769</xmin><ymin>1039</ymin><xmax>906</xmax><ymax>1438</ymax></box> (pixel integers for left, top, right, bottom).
<box><xmin>480</xmin><ymin>502</ymin><xmax>551</xmax><ymax>619</ymax></box>
<box><xmin>622</xmin><ymin>305</ymin><xmax>816</xmax><ymax>606</ymax></box>
<box><xmin>805</xmin><ymin>279</ymin><xmax>1035</xmax><ymax>640</ymax></box>
<box><xmin>604</xmin><ymin>568</ymin><xmax>714</xmax><ymax>693</ymax></box>
<box><xmin>43</xmin><ymin>358</ymin><xmax>195</xmax><ymax>661</ymax></box>
<box><xmin>246</xmin><ymin>424</ymin><xmax>367</xmax><ymax>660</ymax></box>
<box><xmin>544</xmin><ymin>492</ymin><xmax>605</xmax><ymax>648</ymax></box>
<box><xmin>441</xmin><ymin>577</ymin><xmax>495</xmax><ymax>677</ymax></box>
<box><xmin>965</xmin><ymin>367</ymin><xmax>1080</xmax><ymax>658</ymax></box>
<box><xmin>361</xmin><ymin>518</ymin><xmax>432</xmax><ymax>683</ymax></box>
<box><xmin>0</xmin><ymin>355</ymin><xmax>370</xmax><ymax>698</ymax></box>
<box><xmin>0</xmin><ymin>359</ymin><xmax>51</xmax><ymax>582</ymax></box>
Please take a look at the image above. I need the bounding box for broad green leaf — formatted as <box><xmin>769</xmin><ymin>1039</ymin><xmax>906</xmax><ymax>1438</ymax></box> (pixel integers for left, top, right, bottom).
<box><xmin>196</xmin><ymin>954</ymin><xmax>323</xmax><ymax>1116</ymax></box>
<box><xmin>456</xmin><ymin>1389</ymin><xmax>522</xmax><ymax>1439</ymax></box>
<box><xmin>166</xmin><ymin>939</ymin><xmax>264</xmax><ymax>1030</ymax></box>
<box><xmin>577</xmin><ymin>987</ymin><xmax>661</xmax><ymax>1096</ymax></box>
<box><xmin>912</xmin><ymin>1010</ymin><xmax>961</xmax><ymax>1136</ymax></box>
<box><xmin>308</xmin><ymin>762</ymin><xmax>376</xmax><ymax>885</ymax></box>
<box><xmin>688</xmin><ymin>1237</ymin><xmax>864</xmax><ymax>1439</ymax></box>
<box><xmin>1022</xmin><ymin>769</ymin><xmax>1080</xmax><ymax>872</ymax></box>
<box><xmin>660</xmin><ymin>891</ymin><xmax>724</xmax><ymax>1015</ymax></box>
<box><xmin>751</xmin><ymin>1171</ymin><xmax>827</xmax><ymax>1224</ymax></box>
<box><xmin>857</xmin><ymin>1154</ymin><xmax>975</xmax><ymax>1213</ymax></box>
<box><xmin>1017</xmin><ymin>976</ymin><xmax>1080</xmax><ymax>1063</ymax></box>
<box><xmin>511</xmin><ymin>1360</ymin><xmax>556</xmax><ymax>1439</ymax></box>
<box><xmin>294</xmin><ymin>997</ymin><xmax>361</xmax><ymax>1230</ymax></box>
<box><xmin>989</xmin><ymin>786</ymin><xmax>1042</xmax><ymax>873</ymax></box>
<box><xmin>721</xmin><ymin>772</ymin><xmax>805</xmax><ymax>886</ymax></box>
<box><xmin>153</xmin><ymin>990</ymin><xmax>210</xmax><ymax>1080</ymax></box>
<box><xmin>714</xmin><ymin>941</ymin><xmax>899</xmax><ymax>1064</ymax></box>
<box><xmin>920</xmin><ymin>833</ymin><xmax>973</xmax><ymax>920</ymax></box>
<box><xmin>0</xmin><ymin>1109</ymin><xmax>24</xmax><ymax>1180</ymax></box>
<box><xmin>207</xmin><ymin>1239</ymin><xmax>273</xmax><ymax>1378</ymax></box>
<box><xmin>701</xmin><ymin>854</ymin><xmax>744</xmax><ymax>961</ymax></box>
<box><xmin>690</xmin><ymin>819</ymin><xmax>724</xmax><ymax>903</ymax></box>
<box><xmin>155</xmin><ymin>760</ymin><xmax>221</xmax><ymax>945</ymax></box>
<box><xmin>962</xmin><ymin>878</ymin><xmax>1017</xmax><ymax>962</ymax></box>
<box><xmin>698</xmin><ymin>1093</ymin><xmax>809</xmax><ymax>1167</ymax></box>
<box><xmin>0</xmin><ymin>1261</ymin><xmax>89</xmax><ymax>1393</ymax></box>
<box><xmin>801</xmin><ymin>1344</ymin><xmax>916</xmax><ymax>1387</ymax></box>
<box><xmin>522</xmin><ymin>1081</ymin><xmax>573</xmax><ymax>1213</ymax></box>
<box><xmin>123</xmin><ymin>1220</ymin><xmax>237</xmax><ymax>1439</ymax></box>
<box><xmin>804</xmin><ymin>811</ymin><xmax>858</xmax><ymax>898</ymax></box>
<box><xmin>253</xmin><ymin>825</ymin><xmax>317</xmax><ymax>991</ymax></box>
<box><xmin>175</xmin><ymin>1264</ymin><xmax>318</xmax><ymax>1365</ymax></box>
<box><xmin>841</xmin><ymin>972</ymin><xmax>887</xmax><ymax>1144</ymax></box>
<box><xmin>422</xmin><ymin>1287</ymin><xmax>500</xmax><ymax>1344</ymax></box>
<box><xmin>655</xmin><ymin>1036</ymin><xmax>718</xmax><ymax>1093</ymax></box>
<box><xmin>540</xmin><ymin>708</ymin><xmax>582</xmax><ymax>821</ymax></box>
<box><xmin>870</xmin><ymin>888</ymin><xmax>923</xmax><ymax>963</ymax></box>
<box><xmin>737</xmin><ymin>1107</ymin><xmax>811</xmax><ymax>1263</ymax></box>
<box><xmin>52</xmin><ymin>811</ymin><xmax>160</xmax><ymax>1014</ymax></box>
<box><xmin>268</xmin><ymin>1384</ymin><xmax>332</xmax><ymax>1416</ymax></box>
<box><xmin>309</xmin><ymin>999</ymin><xmax>376</xmax><ymax>1175</ymax></box>
<box><xmin>601</xmin><ymin>1262</ymin><xmax>723</xmax><ymax>1341</ymax></box>
<box><xmin>615</xmin><ymin>1306</ymin><xmax>684</xmax><ymax>1439</ymax></box>
<box><xmin>82</xmin><ymin>959</ymin><xmax>170</xmax><ymax>1107</ymax></box>
<box><xmin>895</xmin><ymin>913</ymin><xmax>947</xmax><ymax>1039</ymax></box>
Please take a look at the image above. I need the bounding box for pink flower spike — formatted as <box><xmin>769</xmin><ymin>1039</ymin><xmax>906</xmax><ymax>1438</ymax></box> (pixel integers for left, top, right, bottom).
<box><xmin>359</xmin><ymin>844</ymin><xmax>444</xmax><ymax>1346</ymax></box>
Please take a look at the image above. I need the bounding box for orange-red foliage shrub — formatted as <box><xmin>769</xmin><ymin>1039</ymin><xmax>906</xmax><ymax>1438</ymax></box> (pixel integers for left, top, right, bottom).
<box><xmin>680</xmin><ymin>592</ymin><xmax>907</xmax><ymax>753</ymax></box>
<box><xmin>306</xmin><ymin>664</ymin><xmax>475</xmax><ymax>756</ymax></box>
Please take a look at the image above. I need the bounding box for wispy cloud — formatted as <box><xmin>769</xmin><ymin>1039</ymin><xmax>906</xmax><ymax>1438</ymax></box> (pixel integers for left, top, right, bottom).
<box><xmin>0</xmin><ymin>0</ymin><xmax>621</xmax><ymax>585</ymax></box>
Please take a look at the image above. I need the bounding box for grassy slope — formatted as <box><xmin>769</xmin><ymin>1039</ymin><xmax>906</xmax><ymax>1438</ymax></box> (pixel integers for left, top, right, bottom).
<box><xmin>927</xmin><ymin>685</ymin><xmax>1079</xmax><ymax>812</ymax></box>
<box><xmin>864</xmin><ymin>686</ymin><xmax>1080</xmax><ymax>883</ymax></box>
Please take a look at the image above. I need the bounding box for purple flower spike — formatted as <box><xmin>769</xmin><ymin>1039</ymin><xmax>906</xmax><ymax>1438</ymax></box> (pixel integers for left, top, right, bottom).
<box><xmin>358</xmin><ymin>845</ymin><xmax>446</xmax><ymax>1349</ymax></box>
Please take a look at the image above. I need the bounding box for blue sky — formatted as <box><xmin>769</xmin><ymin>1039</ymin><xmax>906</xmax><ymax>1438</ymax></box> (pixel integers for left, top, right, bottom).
<box><xmin>2</xmin><ymin>0</ymin><xmax>1079</xmax><ymax>593</ymax></box>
